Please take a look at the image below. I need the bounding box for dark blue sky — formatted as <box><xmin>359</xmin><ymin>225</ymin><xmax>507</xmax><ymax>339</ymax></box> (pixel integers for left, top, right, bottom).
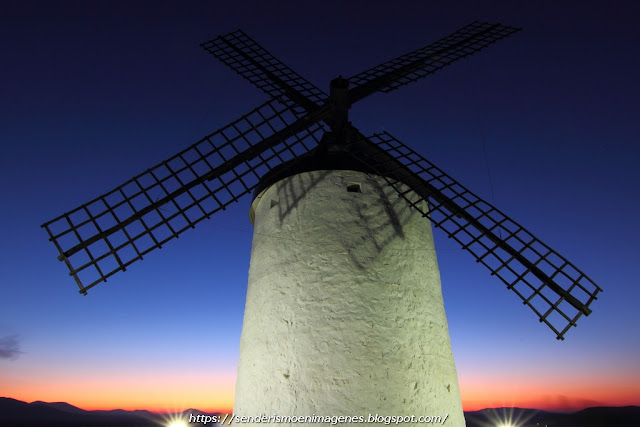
<box><xmin>1</xmin><ymin>0</ymin><xmax>638</xmax><ymax>411</ymax></box>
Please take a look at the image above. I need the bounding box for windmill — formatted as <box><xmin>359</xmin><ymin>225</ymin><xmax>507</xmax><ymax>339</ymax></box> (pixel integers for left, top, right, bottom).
<box><xmin>42</xmin><ymin>22</ymin><xmax>602</xmax><ymax>424</ymax></box>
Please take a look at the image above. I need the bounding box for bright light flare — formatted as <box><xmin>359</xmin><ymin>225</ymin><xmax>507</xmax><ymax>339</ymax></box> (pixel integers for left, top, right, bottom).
<box><xmin>158</xmin><ymin>411</ymin><xmax>189</xmax><ymax>427</ymax></box>
<box><xmin>466</xmin><ymin>406</ymin><xmax>537</xmax><ymax>427</ymax></box>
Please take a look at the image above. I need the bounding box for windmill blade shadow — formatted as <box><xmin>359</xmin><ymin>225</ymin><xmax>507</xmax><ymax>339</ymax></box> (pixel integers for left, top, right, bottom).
<box><xmin>261</xmin><ymin>169</ymin><xmax>423</xmax><ymax>271</ymax></box>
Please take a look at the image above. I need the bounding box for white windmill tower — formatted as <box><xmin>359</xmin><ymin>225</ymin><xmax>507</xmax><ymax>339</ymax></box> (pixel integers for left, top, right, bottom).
<box><xmin>42</xmin><ymin>22</ymin><xmax>602</xmax><ymax>425</ymax></box>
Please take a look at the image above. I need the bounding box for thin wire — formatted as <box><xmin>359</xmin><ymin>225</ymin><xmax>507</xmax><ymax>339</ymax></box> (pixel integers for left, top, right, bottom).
<box><xmin>467</xmin><ymin>57</ymin><xmax>502</xmax><ymax>238</ymax></box>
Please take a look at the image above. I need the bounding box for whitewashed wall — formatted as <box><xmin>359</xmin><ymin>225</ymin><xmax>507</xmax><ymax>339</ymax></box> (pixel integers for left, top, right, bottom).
<box><xmin>234</xmin><ymin>170</ymin><xmax>464</xmax><ymax>426</ymax></box>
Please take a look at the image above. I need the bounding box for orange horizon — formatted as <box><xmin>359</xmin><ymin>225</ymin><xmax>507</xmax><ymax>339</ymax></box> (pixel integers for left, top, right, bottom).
<box><xmin>1</xmin><ymin>393</ymin><xmax>233</xmax><ymax>415</ymax></box>
<box><xmin>461</xmin><ymin>398</ymin><xmax>640</xmax><ymax>413</ymax></box>
<box><xmin>3</xmin><ymin>368</ymin><xmax>639</xmax><ymax>415</ymax></box>
<box><xmin>3</xmin><ymin>393</ymin><xmax>638</xmax><ymax>415</ymax></box>
<box><xmin>3</xmin><ymin>369</ymin><xmax>639</xmax><ymax>415</ymax></box>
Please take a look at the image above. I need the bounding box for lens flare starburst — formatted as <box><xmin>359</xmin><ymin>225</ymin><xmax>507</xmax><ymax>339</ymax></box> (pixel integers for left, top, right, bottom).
<box><xmin>156</xmin><ymin>410</ymin><xmax>189</xmax><ymax>427</ymax></box>
<box><xmin>467</xmin><ymin>406</ymin><xmax>538</xmax><ymax>427</ymax></box>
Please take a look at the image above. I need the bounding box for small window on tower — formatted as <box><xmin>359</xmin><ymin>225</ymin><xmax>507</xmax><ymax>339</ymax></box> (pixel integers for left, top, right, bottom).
<box><xmin>270</xmin><ymin>199</ymin><xmax>278</xmax><ymax>209</ymax></box>
<box><xmin>347</xmin><ymin>183</ymin><xmax>362</xmax><ymax>193</ymax></box>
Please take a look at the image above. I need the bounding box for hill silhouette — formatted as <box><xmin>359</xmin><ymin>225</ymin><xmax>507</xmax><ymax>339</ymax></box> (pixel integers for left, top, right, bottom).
<box><xmin>0</xmin><ymin>397</ymin><xmax>220</xmax><ymax>426</ymax></box>
<box><xmin>2</xmin><ymin>397</ymin><xmax>639</xmax><ymax>426</ymax></box>
<box><xmin>465</xmin><ymin>405</ymin><xmax>640</xmax><ymax>427</ymax></box>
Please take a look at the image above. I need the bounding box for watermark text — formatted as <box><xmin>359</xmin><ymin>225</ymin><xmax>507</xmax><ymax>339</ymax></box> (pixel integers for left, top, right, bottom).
<box><xmin>188</xmin><ymin>413</ymin><xmax>449</xmax><ymax>425</ymax></box>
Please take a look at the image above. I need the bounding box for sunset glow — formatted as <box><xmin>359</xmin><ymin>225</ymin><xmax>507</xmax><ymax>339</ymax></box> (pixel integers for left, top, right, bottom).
<box><xmin>458</xmin><ymin>369</ymin><xmax>640</xmax><ymax>412</ymax></box>
<box><xmin>1</xmin><ymin>369</ymin><xmax>236</xmax><ymax>413</ymax></box>
<box><xmin>2</xmin><ymin>368</ymin><xmax>639</xmax><ymax>414</ymax></box>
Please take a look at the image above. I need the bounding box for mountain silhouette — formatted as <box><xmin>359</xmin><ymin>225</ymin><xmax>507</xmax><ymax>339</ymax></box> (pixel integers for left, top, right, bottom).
<box><xmin>465</xmin><ymin>405</ymin><xmax>640</xmax><ymax>427</ymax></box>
<box><xmin>0</xmin><ymin>397</ymin><xmax>220</xmax><ymax>426</ymax></box>
<box><xmin>2</xmin><ymin>397</ymin><xmax>639</xmax><ymax>426</ymax></box>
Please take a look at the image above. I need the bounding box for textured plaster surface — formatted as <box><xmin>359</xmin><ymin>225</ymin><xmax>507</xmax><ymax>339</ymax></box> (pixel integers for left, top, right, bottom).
<box><xmin>234</xmin><ymin>170</ymin><xmax>464</xmax><ymax>426</ymax></box>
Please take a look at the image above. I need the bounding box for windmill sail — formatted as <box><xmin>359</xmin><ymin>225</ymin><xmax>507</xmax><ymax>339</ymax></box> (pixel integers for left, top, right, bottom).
<box><xmin>347</xmin><ymin>21</ymin><xmax>520</xmax><ymax>103</ymax></box>
<box><xmin>201</xmin><ymin>24</ymin><xmax>601</xmax><ymax>339</ymax></box>
<box><xmin>201</xmin><ymin>30</ymin><xmax>328</xmax><ymax>111</ymax></box>
<box><xmin>201</xmin><ymin>22</ymin><xmax>520</xmax><ymax>111</ymax></box>
<box><xmin>345</xmin><ymin>131</ymin><xmax>602</xmax><ymax>339</ymax></box>
<box><xmin>42</xmin><ymin>99</ymin><xmax>326</xmax><ymax>294</ymax></box>
<box><xmin>43</xmin><ymin>21</ymin><xmax>601</xmax><ymax>339</ymax></box>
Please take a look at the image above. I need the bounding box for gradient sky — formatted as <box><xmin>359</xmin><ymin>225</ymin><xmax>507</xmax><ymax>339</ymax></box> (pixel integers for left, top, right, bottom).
<box><xmin>1</xmin><ymin>0</ymin><xmax>639</xmax><ymax>415</ymax></box>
